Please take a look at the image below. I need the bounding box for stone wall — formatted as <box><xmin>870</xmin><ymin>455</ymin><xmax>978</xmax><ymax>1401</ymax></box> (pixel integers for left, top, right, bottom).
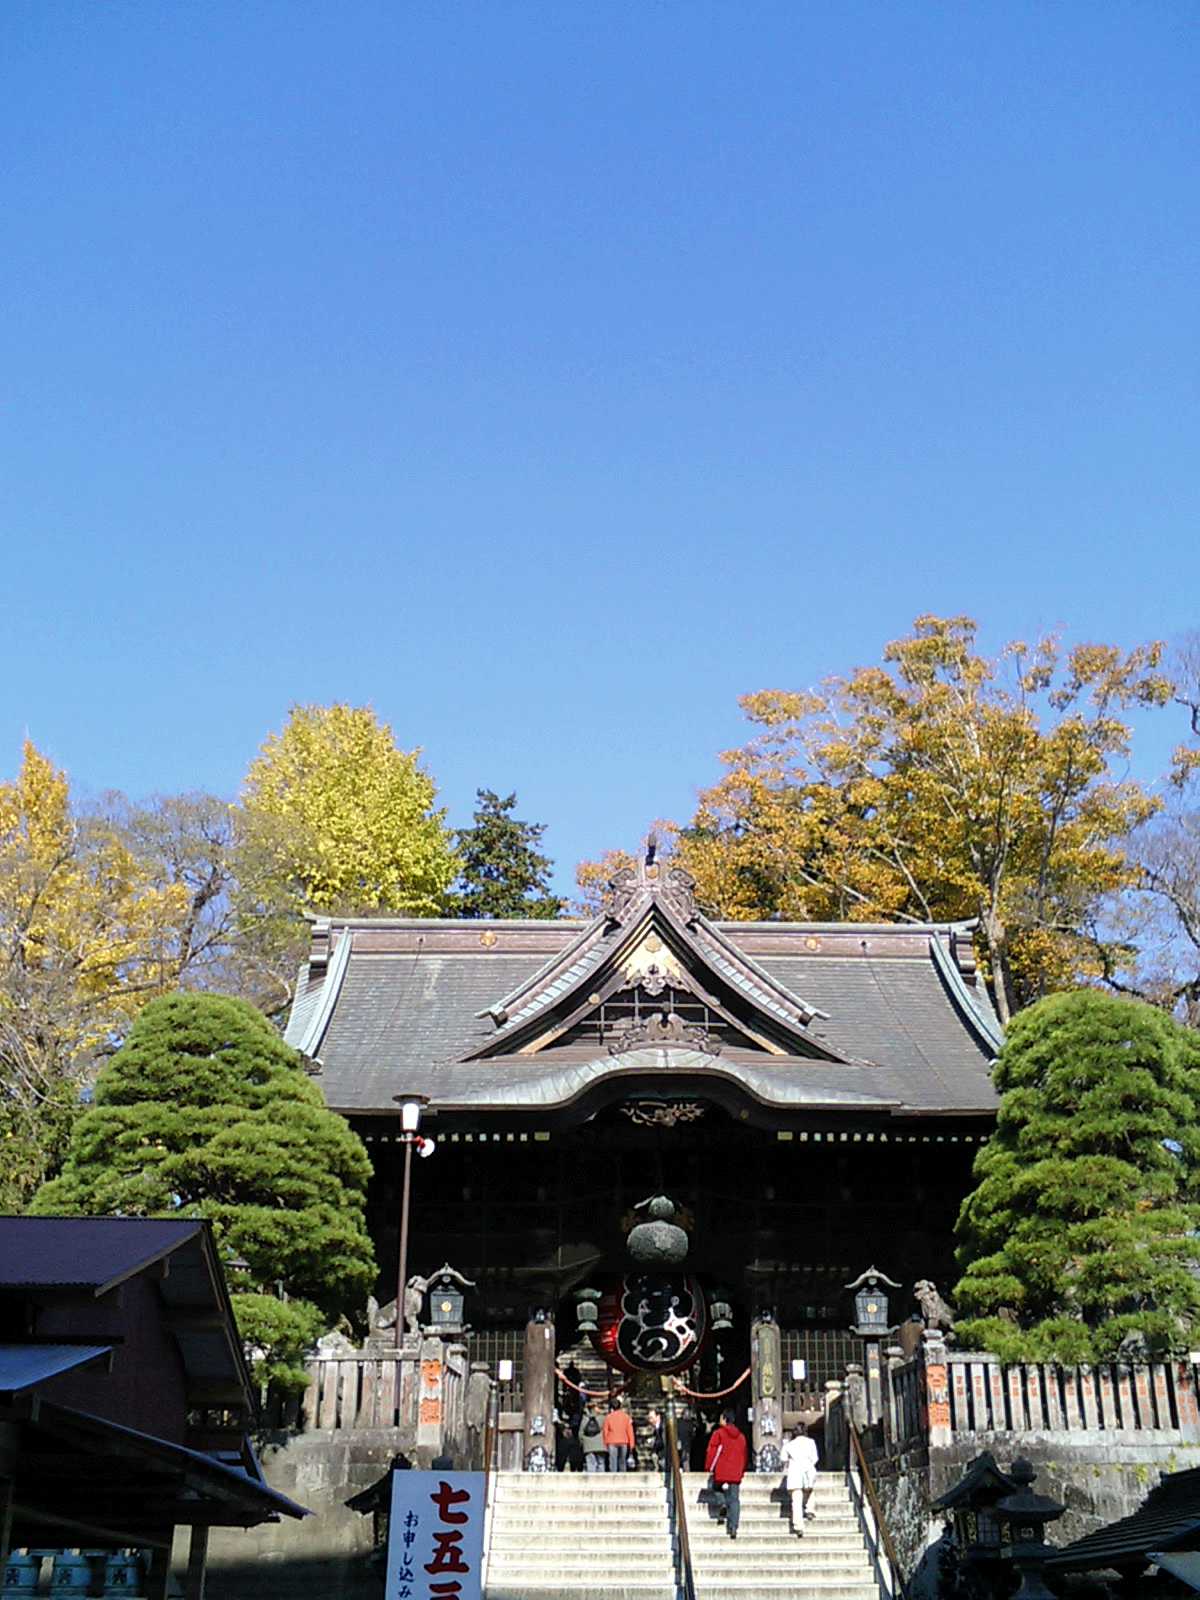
<box><xmin>930</xmin><ymin>1434</ymin><xmax>1200</xmax><ymax>1548</ymax></box>
<box><xmin>861</xmin><ymin>1429</ymin><xmax>1200</xmax><ymax>1589</ymax></box>
<box><xmin>865</xmin><ymin>1443</ymin><xmax>935</xmax><ymax>1579</ymax></box>
<box><xmin>204</xmin><ymin>1429</ymin><xmax>400</xmax><ymax>1599</ymax></box>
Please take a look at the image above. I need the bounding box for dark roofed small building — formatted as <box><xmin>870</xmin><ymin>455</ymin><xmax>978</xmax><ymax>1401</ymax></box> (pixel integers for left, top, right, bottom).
<box><xmin>284</xmin><ymin>853</ymin><xmax>1002</xmax><ymax>1399</ymax></box>
<box><xmin>0</xmin><ymin>1216</ymin><xmax>307</xmax><ymax>1596</ymax></box>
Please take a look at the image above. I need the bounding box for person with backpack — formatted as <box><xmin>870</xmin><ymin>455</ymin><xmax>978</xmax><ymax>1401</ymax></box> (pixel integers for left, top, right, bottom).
<box><xmin>579</xmin><ymin>1402</ymin><xmax>606</xmax><ymax>1470</ymax></box>
<box><xmin>704</xmin><ymin>1409</ymin><xmax>749</xmax><ymax>1539</ymax></box>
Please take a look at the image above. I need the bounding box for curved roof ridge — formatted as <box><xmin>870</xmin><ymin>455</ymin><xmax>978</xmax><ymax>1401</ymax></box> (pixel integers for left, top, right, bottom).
<box><xmin>927</xmin><ymin>934</ymin><xmax>1004</xmax><ymax>1055</ymax></box>
<box><xmin>715</xmin><ymin>917</ymin><xmax>981</xmax><ymax>935</ymax></box>
<box><xmin>288</xmin><ymin>927</ymin><xmax>352</xmax><ymax>1059</ymax></box>
<box><xmin>690</xmin><ymin>913</ymin><xmax>829</xmax><ymax>1024</ymax></box>
<box><xmin>449</xmin><ymin>1048</ymin><xmax>901</xmax><ymax>1113</ymax></box>
<box><xmin>473</xmin><ymin>911</ymin><xmax>623</xmax><ymax>1027</ymax></box>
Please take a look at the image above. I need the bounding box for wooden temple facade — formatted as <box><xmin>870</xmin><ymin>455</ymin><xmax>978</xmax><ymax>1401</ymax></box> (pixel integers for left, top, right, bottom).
<box><xmin>284</xmin><ymin>853</ymin><xmax>1003</xmax><ymax>1417</ymax></box>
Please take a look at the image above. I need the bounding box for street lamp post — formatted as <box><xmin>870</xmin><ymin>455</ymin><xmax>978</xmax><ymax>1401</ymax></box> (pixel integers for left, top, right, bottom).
<box><xmin>393</xmin><ymin>1094</ymin><xmax>431</xmax><ymax>1348</ymax></box>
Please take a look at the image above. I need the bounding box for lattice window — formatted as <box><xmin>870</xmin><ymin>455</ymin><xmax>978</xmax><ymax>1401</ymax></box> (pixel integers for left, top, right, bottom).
<box><xmin>781</xmin><ymin>1328</ymin><xmax>859</xmax><ymax>1410</ymax></box>
<box><xmin>471</xmin><ymin>1329</ymin><xmax>525</xmax><ymax>1410</ymax></box>
<box><xmin>554</xmin><ymin>985</ymin><xmax>756</xmax><ymax>1052</ymax></box>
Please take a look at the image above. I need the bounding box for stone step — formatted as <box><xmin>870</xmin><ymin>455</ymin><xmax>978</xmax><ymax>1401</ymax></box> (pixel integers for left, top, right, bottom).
<box><xmin>496</xmin><ymin>1474</ymin><xmax>667</xmax><ymax>1484</ymax></box>
<box><xmin>487</xmin><ymin>1585</ymin><xmax>673</xmax><ymax>1600</ymax></box>
<box><xmin>496</xmin><ymin>1480</ymin><xmax>667</xmax><ymax>1493</ymax></box>
<box><xmin>489</xmin><ymin>1536</ymin><xmax>678</xmax><ymax>1548</ymax></box>
<box><xmin>690</xmin><ymin>1529</ymin><xmax>868</xmax><ymax>1549</ymax></box>
<box><xmin>682</xmin><ymin>1478</ymin><xmax>848</xmax><ymax>1494</ymax></box>
<box><xmin>490</xmin><ymin>1559</ymin><xmax>671</xmax><ymax>1578</ymax></box>
<box><xmin>495</xmin><ymin>1482</ymin><xmax>669</xmax><ymax>1493</ymax></box>
<box><xmin>492</xmin><ymin>1516</ymin><xmax>672</xmax><ymax>1529</ymax></box>
<box><xmin>494</xmin><ymin>1488</ymin><xmax>668</xmax><ymax>1503</ymax></box>
<box><xmin>694</xmin><ymin>1589</ymin><xmax>877</xmax><ymax>1599</ymax></box>
<box><xmin>691</xmin><ymin>1512</ymin><xmax>860</xmax><ymax>1527</ymax></box>
<box><xmin>693</xmin><ymin>1549</ymin><xmax>873</xmax><ymax>1571</ymax></box>
<box><xmin>492</xmin><ymin>1491</ymin><xmax>672</xmax><ymax>1504</ymax></box>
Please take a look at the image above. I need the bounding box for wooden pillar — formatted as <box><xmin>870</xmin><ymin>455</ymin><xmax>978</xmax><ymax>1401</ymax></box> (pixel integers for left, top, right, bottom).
<box><xmin>0</xmin><ymin>1422</ymin><xmax>18</xmax><ymax>1576</ymax></box>
<box><xmin>145</xmin><ymin>1534</ymin><xmax>174</xmax><ymax>1600</ymax></box>
<box><xmin>884</xmin><ymin>1344</ymin><xmax>905</xmax><ymax>1447</ymax></box>
<box><xmin>184</xmin><ymin>1525</ymin><xmax>209</xmax><ymax>1600</ymax></box>
<box><xmin>750</xmin><ymin>1316</ymin><xmax>782</xmax><ymax>1470</ymax></box>
<box><xmin>522</xmin><ymin>1311</ymin><xmax>555</xmax><ymax>1471</ymax></box>
<box><xmin>0</xmin><ymin>1475</ymin><xmax>13</xmax><ymax>1575</ymax></box>
<box><xmin>862</xmin><ymin>1336</ymin><xmax>884</xmax><ymax>1425</ymax></box>
<box><xmin>845</xmin><ymin>1362</ymin><xmax>868</xmax><ymax>1429</ymax></box>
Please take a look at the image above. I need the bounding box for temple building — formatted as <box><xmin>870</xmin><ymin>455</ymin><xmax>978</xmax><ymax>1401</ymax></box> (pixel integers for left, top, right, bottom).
<box><xmin>283</xmin><ymin>852</ymin><xmax>1002</xmax><ymax>1417</ymax></box>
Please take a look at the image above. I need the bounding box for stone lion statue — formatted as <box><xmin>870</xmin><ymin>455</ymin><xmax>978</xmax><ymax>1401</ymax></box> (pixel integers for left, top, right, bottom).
<box><xmin>366</xmin><ymin>1275</ymin><xmax>430</xmax><ymax>1337</ymax></box>
<box><xmin>914</xmin><ymin>1279</ymin><xmax>955</xmax><ymax>1331</ymax></box>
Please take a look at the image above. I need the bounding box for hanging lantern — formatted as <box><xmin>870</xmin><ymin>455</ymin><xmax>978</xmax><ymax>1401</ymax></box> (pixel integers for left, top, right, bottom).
<box><xmin>590</xmin><ymin>1271</ymin><xmax>708</xmax><ymax>1374</ymax></box>
<box><xmin>627</xmin><ymin>1196</ymin><xmax>689</xmax><ymax>1267</ymax></box>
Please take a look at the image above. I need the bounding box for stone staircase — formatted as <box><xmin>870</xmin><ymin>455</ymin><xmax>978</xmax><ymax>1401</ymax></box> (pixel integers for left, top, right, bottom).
<box><xmin>485</xmin><ymin>1471</ymin><xmax>674</xmax><ymax>1599</ymax></box>
<box><xmin>684</xmin><ymin>1470</ymin><xmax>880</xmax><ymax>1599</ymax></box>
<box><xmin>558</xmin><ymin>1343</ymin><xmax>664</xmax><ymax>1468</ymax></box>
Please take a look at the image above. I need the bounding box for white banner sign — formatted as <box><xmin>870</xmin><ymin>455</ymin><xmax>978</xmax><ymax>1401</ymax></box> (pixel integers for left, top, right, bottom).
<box><xmin>386</xmin><ymin>1470</ymin><xmax>485</xmax><ymax>1600</ymax></box>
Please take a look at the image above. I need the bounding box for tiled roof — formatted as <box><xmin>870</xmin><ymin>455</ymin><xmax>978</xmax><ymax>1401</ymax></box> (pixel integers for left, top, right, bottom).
<box><xmin>0</xmin><ymin>1344</ymin><xmax>112</xmax><ymax>1394</ymax></box>
<box><xmin>1051</xmin><ymin>1467</ymin><xmax>1200</xmax><ymax>1571</ymax></box>
<box><xmin>300</xmin><ymin>911</ymin><xmax>1000</xmax><ymax>1118</ymax></box>
<box><xmin>0</xmin><ymin>1217</ymin><xmax>206</xmax><ymax>1293</ymax></box>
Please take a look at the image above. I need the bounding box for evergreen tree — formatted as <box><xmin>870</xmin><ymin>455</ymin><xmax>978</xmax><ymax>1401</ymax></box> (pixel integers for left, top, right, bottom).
<box><xmin>448</xmin><ymin>790</ymin><xmax>563</xmax><ymax>918</ymax></box>
<box><xmin>34</xmin><ymin>992</ymin><xmax>375</xmax><ymax>1389</ymax></box>
<box><xmin>954</xmin><ymin>990</ymin><xmax>1200</xmax><ymax>1362</ymax></box>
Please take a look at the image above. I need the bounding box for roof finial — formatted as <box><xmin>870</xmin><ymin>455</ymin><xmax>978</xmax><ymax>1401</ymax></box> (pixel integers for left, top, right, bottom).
<box><xmin>642</xmin><ymin>830</ymin><xmax>660</xmax><ymax>885</ymax></box>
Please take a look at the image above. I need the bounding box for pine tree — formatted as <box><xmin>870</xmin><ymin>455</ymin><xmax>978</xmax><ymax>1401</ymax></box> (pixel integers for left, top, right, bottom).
<box><xmin>34</xmin><ymin>992</ymin><xmax>376</xmax><ymax>1389</ymax></box>
<box><xmin>954</xmin><ymin>990</ymin><xmax>1200</xmax><ymax>1362</ymax></box>
<box><xmin>448</xmin><ymin>790</ymin><xmax>563</xmax><ymax>919</ymax></box>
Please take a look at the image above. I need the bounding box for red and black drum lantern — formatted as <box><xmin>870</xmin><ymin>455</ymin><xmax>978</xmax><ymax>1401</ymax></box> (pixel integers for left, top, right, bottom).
<box><xmin>590</xmin><ymin>1271</ymin><xmax>708</xmax><ymax>1375</ymax></box>
<box><xmin>583</xmin><ymin>1195</ymin><xmax>709</xmax><ymax>1375</ymax></box>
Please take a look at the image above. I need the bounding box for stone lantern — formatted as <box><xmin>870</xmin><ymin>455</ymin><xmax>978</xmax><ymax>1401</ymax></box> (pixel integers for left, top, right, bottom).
<box><xmin>995</xmin><ymin>1458</ymin><xmax>1064</xmax><ymax>1600</ymax></box>
<box><xmin>930</xmin><ymin>1451</ymin><xmax>1017</xmax><ymax>1600</ymax></box>
<box><xmin>574</xmin><ymin>1287</ymin><xmax>600</xmax><ymax>1336</ymax></box>
<box><xmin>847</xmin><ymin>1263</ymin><xmax>900</xmax><ymax>1335</ymax></box>
<box><xmin>426</xmin><ymin>1263</ymin><xmax>474</xmax><ymax>1335</ymax></box>
<box><xmin>845</xmin><ymin>1265</ymin><xmax>900</xmax><ymax>1425</ymax></box>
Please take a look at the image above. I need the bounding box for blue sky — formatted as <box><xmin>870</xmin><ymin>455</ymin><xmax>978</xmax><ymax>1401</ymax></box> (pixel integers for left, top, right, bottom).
<box><xmin>2</xmin><ymin>2</ymin><xmax>1197</xmax><ymax>893</ymax></box>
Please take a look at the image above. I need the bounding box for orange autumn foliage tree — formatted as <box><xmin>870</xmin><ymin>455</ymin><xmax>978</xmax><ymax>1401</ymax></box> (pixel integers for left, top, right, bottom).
<box><xmin>0</xmin><ymin>741</ymin><xmax>193</xmax><ymax>1205</ymax></box>
<box><xmin>578</xmin><ymin>617</ymin><xmax>1170</xmax><ymax>1021</ymax></box>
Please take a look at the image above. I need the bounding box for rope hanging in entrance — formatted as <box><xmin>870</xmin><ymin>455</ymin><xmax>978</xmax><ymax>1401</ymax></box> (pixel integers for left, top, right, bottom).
<box><xmin>669</xmin><ymin>1366</ymin><xmax>751</xmax><ymax>1400</ymax></box>
<box><xmin>555</xmin><ymin>1366</ymin><xmax>626</xmax><ymax>1398</ymax></box>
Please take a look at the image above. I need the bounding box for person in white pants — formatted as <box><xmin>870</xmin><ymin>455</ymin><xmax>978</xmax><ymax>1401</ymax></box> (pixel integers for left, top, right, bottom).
<box><xmin>781</xmin><ymin>1423</ymin><xmax>819</xmax><ymax>1535</ymax></box>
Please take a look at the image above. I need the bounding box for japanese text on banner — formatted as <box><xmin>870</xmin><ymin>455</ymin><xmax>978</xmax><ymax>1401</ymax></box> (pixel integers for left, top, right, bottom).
<box><xmin>386</xmin><ymin>1470</ymin><xmax>485</xmax><ymax>1600</ymax></box>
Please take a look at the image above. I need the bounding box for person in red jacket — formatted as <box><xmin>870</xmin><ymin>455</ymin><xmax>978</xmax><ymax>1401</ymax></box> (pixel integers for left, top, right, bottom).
<box><xmin>704</xmin><ymin>1409</ymin><xmax>748</xmax><ymax>1538</ymax></box>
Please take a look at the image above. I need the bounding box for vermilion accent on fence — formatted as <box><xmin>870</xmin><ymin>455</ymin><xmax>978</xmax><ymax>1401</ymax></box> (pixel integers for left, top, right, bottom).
<box><xmin>883</xmin><ymin>1348</ymin><xmax>1200</xmax><ymax>1445</ymax></box>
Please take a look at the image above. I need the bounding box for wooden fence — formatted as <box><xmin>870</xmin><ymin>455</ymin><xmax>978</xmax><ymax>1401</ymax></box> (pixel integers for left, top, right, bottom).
<box><xmin>941</xmin><ymin>1352</ymin><xmax>1200</xmax><ymax>1438</ymax></box>
<box><xmin>297</xmin><ymin>1352</ymin><xmax>415</xmax><ymax>1432</ymax></box>
<box><xmin>875</xmin><ymin>1342</ymin><xmax>1200</xmax><ymax>1452</ymax></box>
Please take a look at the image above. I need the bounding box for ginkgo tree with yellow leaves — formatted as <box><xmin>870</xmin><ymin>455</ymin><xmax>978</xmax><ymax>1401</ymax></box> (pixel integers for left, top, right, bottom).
<box><xmin>581</xmin><ymin>617</ymin><xmax>1172</xmax><ymax>1021</ymax></box>
<box><xmin>241</xmin><ymin>703</ymin><xmax>459</xmax><ymax>917</ymax></box>
<box><xmin>0</xmin><ymin>741</ymin><xmax>192</xmax><ymax>1206</ymax></box>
